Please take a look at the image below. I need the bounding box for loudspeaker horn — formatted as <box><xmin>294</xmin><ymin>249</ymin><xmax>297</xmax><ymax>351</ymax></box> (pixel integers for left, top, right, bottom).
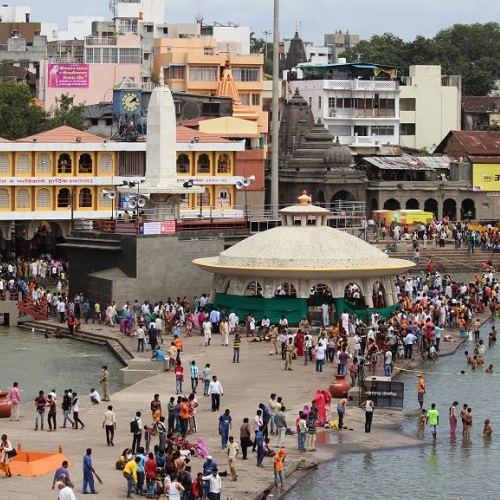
<box><xmin>137</xmin><ymin>197</ymin><xmax>147</xmax><ymax>208</ymax></box>
<box><xmin>124</xmin><ymin>193</ymin><xmax>132</xmax><ymax>202</ymax></box>
<box><xmin>235</xmin><ymin>180</ymin><xmax>244</xmax><ymax>190</ymax></box>
<box><xmin>128</xmin><ymin>199</ymin><xmax>137</xmax><ymax>209</ymax></box>
<box><xmin>242</xmin><ymin>175</ymin><xmax>256</xmax><ymax>187</ymax></box>
<box><xmin>108</xmin><ymin>191</ymin><xmax>117</xmax><ymax>199</ymax></box>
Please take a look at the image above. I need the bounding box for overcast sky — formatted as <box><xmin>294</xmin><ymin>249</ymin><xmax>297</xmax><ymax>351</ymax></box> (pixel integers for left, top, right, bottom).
<box><xmin>23</xmin><ymin>0</ymin><xmax>500</xmax><ymax>43</ymax></box>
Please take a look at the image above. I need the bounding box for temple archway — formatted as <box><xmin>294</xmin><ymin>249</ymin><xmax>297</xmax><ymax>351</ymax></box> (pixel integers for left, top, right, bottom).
<box><xmin>461</xmin><ymin>198</ymin><xmax>475</xmax><ymax>221</ymax></box>
<box><xmin>383</xmin><ymin>198</ymin><xmax>400</xmax><ymax>210</ymax></box>
<box><xmin>331</xmin><ymin>190</ymin><xmax>355</xmax><ymax>203</ymax></box>
<box><xmin>372</xmin><ymin>281</ymin><xmax>386</xmax><ymax>308</ymax></box>
<box><xmin>245</xmin><ymin>281</ymin><xmax>263</xmax><ymax>297</ymax></box>
<box><xmin>344</xmin><ymin>282</ymin><xmax>364</xmax><ymax>307</ymax></box>
<box><xmin>406</xmin><ymin>198</ymin><xmax>419</xmax><ymax>210</ymax></box>
<box><xmin>275</xmin><ymin>282</ymin><xmax>297</xmax><ymax>297</ymax></box>
<box><xmin>424</xmin><ymin>198</ymin><xmax>438</xmax><ymax>218</ymax></box>
<box><xmin>443</xmin><ymin>198</ymin><xmax>457</xmax><ymax>220</ymax></box>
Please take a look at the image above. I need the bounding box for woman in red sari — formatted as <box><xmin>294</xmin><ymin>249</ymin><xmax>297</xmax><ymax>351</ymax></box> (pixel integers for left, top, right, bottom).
<box><xmin>312</xmin><ymin>390</ymin><xmax>326</xmax><ymax>425</ymax></box>
<box><xmin>295</xmin><ymin>330</ymin><xmax>305</xmax><ymax>357</ymax></box>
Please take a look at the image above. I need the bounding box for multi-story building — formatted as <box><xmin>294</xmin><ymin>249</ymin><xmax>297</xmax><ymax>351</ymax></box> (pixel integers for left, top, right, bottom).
<box><xmin>399</xmin><ymin>65</ymin><xmax>461</xmax><ymax>151</ymax></box>
<box><xmin>291</xmin><ymin>61</ymin><xmax>400</xmax><ymax>148</ymax></box>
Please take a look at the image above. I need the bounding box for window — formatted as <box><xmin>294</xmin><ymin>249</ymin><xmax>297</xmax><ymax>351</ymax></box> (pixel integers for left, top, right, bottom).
<box><xmin>0</xmin><ymin>154</ymin><xmax>9</xmax><ymax>175</ymax></box>
<box><xmin>78</xmin><ymin>153</ymin><xmax>93</xmax><ymax>174</ymax></box>
<box><xmin>16</xmin><ymin>154</ymin><xmax>30</xmax><ymax>175</ymax></box>
<box><xmin>79</xmin><ymin>188</ymin><xmax>92</xmax><ymax>208</ymax></box>
<box><xmin>318</xmin><ymin>96</ymin><xmax>322</xmax><ymax>109</ymax></box>
<box><xmin>336</xmin><ymin>98</ymin><xmax>352</xmax><ymax>108</ymax></box>
<box><xmin>204</xmin><ymin>48</ymin><xmax>213</xmax><ymax>55</ymax></box>
<box><xmin>144</xmin><ymin>53</ymin><xmax>149</xmax><ymax>61</ymax></box>
<box><xmin>400</xmin><ymin>123</ymin><xmax>416</xmax><ymax>135</ymax></box>
<box><xmin>189</xmin><ymin>66</ymin><xmax>218</xmax><ymax>81</ymax></box>
<box><xmin>37</xmin><ymin>188</ymin><xmax>51</xmax><ymax>208</ymax></box>
<box><xmin>232</xmin><ymin>67</ymin><xmax>260</xmax><ymax>82</ymax></box>
<box><xmin>145</xmin><ymin>25</ymin><xmax>153</xmax><ymax>33</ymax></box>
<box><xmin>37</xmin><ymin>153</ymin><xmax>51</xmax><ymax>174</ymax></box>
<box><xmin>328</xmin><ymin>97</ymin><xmax>335</xmax><ymax>108</ymax></box>
<box><xmin>197</xmin><ymin>154</ymin><xmax>210</xmax><ymax>174</ymax></box>
<box><xmin>16</xmin><ymin>188</ymin><xmax>30</xmax><ymax>209</ymax></box>
<box><xmin>217</xmin><ymin>154</ymin><xmax>230</xmax><ymax>174</ymax></box>
<box><xmin>99</xmin><ymin>153</ymin><xmax>113</xmax><ymax>175</ymax></box>
<box><xmin>371</xmin><ymin>125</ymin><xmax>394</xmax><ymax>136</ymax></box>
<box><xmin>251</xmin><ymin>93</ymin><xmax>260</xmax><ymax>106</ymax></box>
<box><xmin>177</xmin><ymin>154</ymin><xmax>190</xmax><ymax>174</ymax></box>
<box><xmin>240</xmin><ymin>93</ymin><xmax>249</xmax><ymax>105</ymax></box>
<box><xmin>218</xmin><ymin>187</ymin><xmax>231</xmax><ymax>207</ymax></box>
<box><xmin>57</xmin><ymin>188</ymin><xmax>70</xmax><ymax>208</ymax></box>
<box><xmin>400</xmin><ymin>98</ymin><xmax>416</xmax><ymax>112</ymax></box>
<box><xmin>119</xmin><ymin>48</ymin><xmax>141</xmax><ymax>64</ymax></box>
<box><xmin>0</xmin><ymin>188</ymin><xmax>9</xmax><ymax>209</ymax></box>
<box><xmin>58</xmin><ymin>154</ymin><xmax>72</xmax><ymax>174</ymax></box>
<box><xmin>167</xmin><ymin>65</ymin><xmax>185</xmax><ymax>80</ymax></box>
<box><xmin>91</xmin><ymin>118</ymin><xmax>98</xmax><ymax>126</ymax></box>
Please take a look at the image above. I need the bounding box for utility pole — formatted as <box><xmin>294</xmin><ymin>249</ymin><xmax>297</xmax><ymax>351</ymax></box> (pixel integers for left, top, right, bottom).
<box><xmin>261</xmin><ymin>30</ymin><xmax>271</xmax><ymax>62</ymax></box>
<box><xmin>270</xmin><ymin>0</ymin><xmax>280</xmax><ymax>217</ymax></box>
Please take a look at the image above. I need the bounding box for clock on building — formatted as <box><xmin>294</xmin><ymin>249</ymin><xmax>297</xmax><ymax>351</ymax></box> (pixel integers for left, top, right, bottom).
<box><xmin>121</xmin><ymin>91</ymin><xmax>141</xmax><ymax>113</ymax></box>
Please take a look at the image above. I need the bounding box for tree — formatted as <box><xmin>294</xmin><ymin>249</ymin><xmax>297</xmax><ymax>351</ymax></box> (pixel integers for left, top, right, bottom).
<box><xmin>340</xmin><ymin>22</ymin><xmax>500</xmax><ymax>96</ymax></box>
<box><xmin>0</xmin><ymin>80</ymin><xmax>46</xmax><ymax>140</ymax></box>
<box><xmin>43</xmin><ymin>93</ymin><xmax>86</xmax><ymax>131</ymax></box>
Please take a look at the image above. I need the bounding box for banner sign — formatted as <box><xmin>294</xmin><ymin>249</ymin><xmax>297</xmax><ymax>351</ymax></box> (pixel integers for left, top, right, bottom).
<box><xmin>138</xmin><ymin>221</ymin><xmax>176</xmax><ymax>235</ymax></box>
<box><xmin>48</xmin><ymin>63</ymin><xmax>89</xmax><ymax>88</ymax></box>
<box><xmin>472</xmin><ymin>164</ymin><xmax>500</xmax><ymax>192</ymax></box>
<box><xmin>362</xmin><ymin>380</ymin><xmax>404</xmax><ymax>409</ymax></box>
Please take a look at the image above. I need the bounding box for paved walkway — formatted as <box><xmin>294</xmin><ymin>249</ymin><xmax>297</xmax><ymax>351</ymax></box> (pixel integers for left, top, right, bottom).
<box><xmin>2</xmin><ymin>309</ymin><xmax>491</xmax><ymax>499</ymax></box>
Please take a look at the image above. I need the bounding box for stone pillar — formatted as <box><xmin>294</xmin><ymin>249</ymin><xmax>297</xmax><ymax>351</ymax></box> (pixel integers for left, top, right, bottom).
<box><xmin>364</xmin><ymin>294</ymin><xmax>374</xmax><ymax>308</ymax></box>
<box><xmin>384</xmin><ymin>293</ymin><xmax>394</xmax><ymax>306</ymax></box>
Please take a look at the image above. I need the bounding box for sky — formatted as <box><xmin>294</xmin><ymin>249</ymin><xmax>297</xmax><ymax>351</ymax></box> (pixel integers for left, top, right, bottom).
<box><xmin>20</xmin><ymin>0</ymin><xmax>500</xmax><ymax>44</ymax></box>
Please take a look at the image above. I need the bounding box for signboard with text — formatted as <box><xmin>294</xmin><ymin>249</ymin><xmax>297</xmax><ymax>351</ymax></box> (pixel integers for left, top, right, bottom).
<box><xmin>362</xmin><ymin>380</ymin><xmax>404</xmax><ymax>409</ymax></box>
<box><xmin>47</xmin><ymin>63</ymin><xmax>89</xmax><ymax>88</ymax></box>
<box><xmin>138</xmin><ymin>221</ymin><xmax>176</xmax><ymax>235</ymax></box>
<box><xmin>472</xmin><ymin>163</ymin><xmax>500</xmax><ymax>192</ymax></box>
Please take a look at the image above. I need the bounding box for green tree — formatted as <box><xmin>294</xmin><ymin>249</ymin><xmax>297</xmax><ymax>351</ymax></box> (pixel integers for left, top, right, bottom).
<box><xmin>340</xmin><ymin>22</ymin><xmax>500</xmax><ymax>95</ymax></box>
<box><xmin>43</xmin><ymin>93</ymin><xmax>86</xmax><ymax>131</ymax></box>
<box><xmin>0</xmin><ymin>80</ymin><xmax>46</xmax><ymax>140</ymax></box>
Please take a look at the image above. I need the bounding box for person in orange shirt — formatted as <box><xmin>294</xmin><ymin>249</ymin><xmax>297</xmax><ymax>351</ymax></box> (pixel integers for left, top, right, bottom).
<box><xmin>417</xmin><ymin>373</ymin><xmax>426</xmax><ymax>410</ymax></box>
<box><xmin>273</xmin><ymin>447</ymin><xmax>286</xmax><ymax>493</ymax></box>
<box><xmin>174</xmin><ymin>335</ymin><xmax>183</xmax><ymax>354</ymax></box>
<box><xmin>179</xmin><ymin>397</ymin><xmax>190</xmax><ymax>437</ymax></box>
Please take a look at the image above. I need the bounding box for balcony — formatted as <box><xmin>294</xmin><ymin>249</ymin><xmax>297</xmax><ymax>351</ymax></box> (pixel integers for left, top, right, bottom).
<box><xmin>85</xmin><ymin>36</ymin><xmax>118</xmax><ymax>46</ymax></box>
<box><xmin>328</xmin><ymin>108</ymin><xmax>396</xmax><ymax>119</ymax></box>
<box><xmin>323</xmin><ymin>79</ymin><xmax>398</xmax><ymax>91</ymax></box>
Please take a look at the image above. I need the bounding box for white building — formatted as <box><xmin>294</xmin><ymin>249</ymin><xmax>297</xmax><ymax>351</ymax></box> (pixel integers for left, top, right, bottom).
<box><xmin>0</xmin><ymin>4</ymin><xmax>31</xmax><ymax>23</ymax></box>
<box><xmin>399</xmin><ymin>65</ymin><xmax>461</xmax><ymax>152</ymax></box>
<box><xmin>291</xmin><ymin>62</ymin><xmax>400</xmax><ymax>148</ymax></box>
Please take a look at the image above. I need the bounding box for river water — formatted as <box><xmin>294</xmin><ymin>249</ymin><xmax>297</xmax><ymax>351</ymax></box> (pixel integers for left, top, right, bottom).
<box><xmin>0</xmin><ymin>326</ymin><xmax>125</xmax><ymax>402</ymax></box>
<box><xmin>285</xmin><ymin>320</ymin><xmax>500</xmax><ymax>499</ymax></box>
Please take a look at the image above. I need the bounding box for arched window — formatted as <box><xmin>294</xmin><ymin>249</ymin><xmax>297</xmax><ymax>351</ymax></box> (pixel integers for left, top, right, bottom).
<box><xmin>78</xmin><ymin>153</ymin><xmax>93</xmax><ymax>174</ymax></box>
<box><xmin>79</xmin><ymin>188</ymin><xmax>92</xmax><ymax>208</ymax></box>
<box><xmin>37</xmin><ymin>188</ymin><xmax>51</xmax><ymax>209</ymax></box>
<box><xmin>16</xmin><ymin>154</ymin><xmax>31</xmax><ymax>175</ymax></box>
<box><xmin>99</xmin><ymin>153</ymin><xmax>113</xmax><ymax>175</ymax></box>
<box><xmin>37</xmin><ymin>153</ymin><xmax>51</xmax><ymax>174</ymax></box>
<box><xmin>0</xmin><ymin>153</ymin><xmax>10</xmax><ymax>175</ymax></box>
<box><xmin>383</xmin><ymin>198</ymin><xmax>400</xmax><ymax>210</ymax></box>
<box><xmin>406</xmin><ymin>198</ymin><xmax>419</xmax><ymax>210</ymax></box>
<box><xmin>58</xmin><ymin>154</ymin><xmax>72</xmax><ymax>174</ymax></box>
<box><xmin>217</xmin><ymin>154</ymin><xmax>230</xmax><ymax>174</ymax></box>
<box><xmin>197</xmin><ymin>154</ymin><xmax>210</xmax><ymax>174</ymax></box>
<box><xmin>275</xmin><ymin>282</ymin><xmax>297</xmax><ymax>296</ymax></box>
<box><xmin>16</xmin><ymin>188</ymin><xmax>30</xmax><ymax>209</ymax></box>
<box><xmin>217</xmin><ymin>187</ymin><xmax>231</xmax><ymax>207</ymax></box>
<box><xmin>177</xmin><ymin>154</ymin><xmax>190</xmax><ymax>174</ymax></box>
<box><xmin>245</xmin><ymin>281</ymin><xmax>263</xmax><ymax>296</ymax></box>
<box><xmin>57</xmin><ymin>188</ymin><xmax>70</xmax><ymax>208</ymax></box>
<box><xmin>198</xmin><ymin>188</ymin><xmax>210</xmax><ymax>207</ymax></box>
<box><xmin>0</xmin><ymin>188</ymin><xmax>9</xmax><ymax>209</ymax></box>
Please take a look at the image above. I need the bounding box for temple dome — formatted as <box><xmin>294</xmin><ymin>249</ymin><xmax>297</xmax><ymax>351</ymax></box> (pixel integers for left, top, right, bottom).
<box><xmin>194</xmin><ymin>194</ymin><xmax>413</xmax><ymax>280</ymax></box>
<box><xmin>324</xmin><ymin>137</ymin><xmax>352</xmax><ymax>168</ymax></box>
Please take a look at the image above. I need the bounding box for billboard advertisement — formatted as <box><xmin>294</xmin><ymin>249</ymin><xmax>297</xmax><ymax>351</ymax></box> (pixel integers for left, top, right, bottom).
<box><xmin>47</xmin><ymin>63</ymin><xmax>89</xmax><ymax>88</ymax></box>
<box><xmin>472</xmin><ymin>163</ymin><xmax>500</xmax><ymax>191</ymax></box>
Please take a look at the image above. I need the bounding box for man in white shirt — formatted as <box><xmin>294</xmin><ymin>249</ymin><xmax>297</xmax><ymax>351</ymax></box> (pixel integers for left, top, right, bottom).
<box><xmin>228</xmin><ymin>311</ymin><xmax>238</xmax><ymax>334</ymax></box>
<box><xmin>89</xmin><ymin>388</ymin><xmax>100</xmax><ymax>405</ymax></box>
<box><xmin>136</xmin><ymin>324</ymin><xmax>146</xmax><ymax>352</ymax></box>
<box><xmin>315</xmin><ymin>341</ymin><xmax>326</xmax><ymax>373</ymax></box>
<box><xmin>102</xmin><ymin>405</ymin><xmax>116</xmax><ymax>446</ymax></box>
<box><xmin>203</xmin><ymin>469</ymin><xmax>222</xmax><ymax>498</ymax></box>
<box><xmin>57</xmin><ymin>481</ymin><xmax>77</xmax><ymax>500</ymax></box>
<box><xmin>208</xmin><ymin>376</ymin><xmax>223</xmax><ymax>412</ymax></box>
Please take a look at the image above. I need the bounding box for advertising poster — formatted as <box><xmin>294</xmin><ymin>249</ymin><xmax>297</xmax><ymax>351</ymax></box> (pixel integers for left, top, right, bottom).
<box><xmin>47</xmin><ymin>63</ymin><xmax>89</xmax><ymax>88</ymax></box>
